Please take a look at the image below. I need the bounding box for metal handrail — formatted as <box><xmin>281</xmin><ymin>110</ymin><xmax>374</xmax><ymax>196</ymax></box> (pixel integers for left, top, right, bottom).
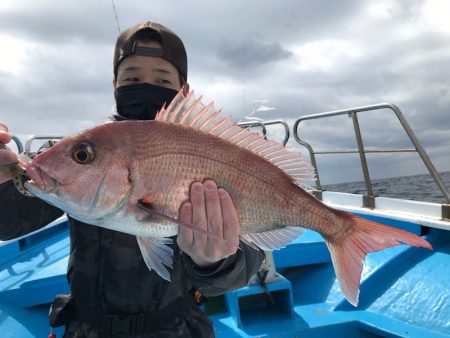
<box><xmin>20</xmin><ymin>120</ymin><xmax>291</xmax><ymax>156</ymax></box>
<box><xmin>21</xmin><ymin>120</ymin><xmax>291</xmax><ymax>153</ymax></box>
<box><xmin>24</xmin><ymin>135</ymin><xmax>64</xmax><ymax>155</ymax></box>
<box><xmin>11</xmin><ymin>135</ymin><xmax>24</xmax><ymax>154</ymax></box>
<box><xmin>238</xmin><ymin>119</ymin><xmax>290</xmax><ymax>146</ymax></box>
<box><xmin>293</xmin><ymin>102</ymin><xmax>450</xmax><ymax>204</ymax></box>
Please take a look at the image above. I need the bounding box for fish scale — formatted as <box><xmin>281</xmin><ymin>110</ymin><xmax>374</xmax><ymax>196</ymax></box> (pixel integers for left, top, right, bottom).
<box><xmin>130</xmin><ymin>123</ymin><xmax>301</xmax><ymax>232</ymax></box>
<box><xmin>138</xmin><ymin>150</ymin><xmax>298</xmax><ymax>232</ymax></box>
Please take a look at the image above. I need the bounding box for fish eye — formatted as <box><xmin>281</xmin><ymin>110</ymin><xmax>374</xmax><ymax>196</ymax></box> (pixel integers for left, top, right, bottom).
<box><xmin>72</xmin><ymin>143</ymin><xmax>95</xmax><ymax>164</ymax></box>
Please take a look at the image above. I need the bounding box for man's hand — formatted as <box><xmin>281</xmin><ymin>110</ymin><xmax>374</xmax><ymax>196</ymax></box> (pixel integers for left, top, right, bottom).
<box><xmin>0</xmin><ymin>122</ymin><xmax>18</xmax><ymax>184</ymax></box>
<box><xmin>177</xmin><ymin>180</ymin><xmax>240</xmax><ymax>268</ymax></box>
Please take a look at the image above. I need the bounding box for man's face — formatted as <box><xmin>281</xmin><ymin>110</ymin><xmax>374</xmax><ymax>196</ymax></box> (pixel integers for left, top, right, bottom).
<box><xmin>115</xmin><ymin>41</ymin><xmax>182</xmax><ymax>91</ymax></box>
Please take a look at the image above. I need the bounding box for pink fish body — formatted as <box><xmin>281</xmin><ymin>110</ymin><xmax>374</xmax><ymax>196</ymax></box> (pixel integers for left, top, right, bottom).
<box><xmin>25</xmin><ymin>89</ymin><xmax>432</xmax><ymax>306</ymax></box>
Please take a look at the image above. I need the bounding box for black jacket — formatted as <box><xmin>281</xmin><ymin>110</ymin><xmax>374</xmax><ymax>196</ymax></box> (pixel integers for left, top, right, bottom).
<box><xmin>0</xmin><ymin>177</ymin><xmax>264</xmax><ymax>337</ymax></box>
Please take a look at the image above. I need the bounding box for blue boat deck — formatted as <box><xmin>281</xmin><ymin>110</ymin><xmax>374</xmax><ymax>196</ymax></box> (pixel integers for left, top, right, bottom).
<box><xmin>0</xmin><ymin>211</ymin><xmax>449</xmax><ymax>337</ymax></box>
<box><xmin>212</xmin><ymin>227</ymin><xmax>449</xmax><ymax>338</ymax></box>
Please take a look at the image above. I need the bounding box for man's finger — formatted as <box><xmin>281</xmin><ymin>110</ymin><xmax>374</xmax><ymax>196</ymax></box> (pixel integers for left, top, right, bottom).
<box><xmin>204</xmin><ymin>180</ymin><xmax>223</xmax><ymax>238</ymax></box>
<box><xmin>190</xmin><ymin>182</ymin><xmax>207</xmax><ymax>248</ymax></box>
<box><xmin>0</xmin><ymin>122</ymin><xmax>11</xmax><ymax>144</ymax></box>
<box><xmin>190</xmin><ymin>182</ymin><xmax>207</xmax><ymax>228</ymax></box>
<box><xmin>0</xmin><ymin>123</ymin><xmax>18</xmax><ymax>168</ymax></box>
<box><xmin>218</xmin><ymin>188</ymin><xmax>240</xmax><ymax>245</ymax></box>
<box><xmin>0</xmin><ymin>149</ymin><xmax>17</xmax><ymax>165</ymax></box>
<box><xmin>178</xmin><ymin>202</ymin><xmax>193</xmax><ymax>248</ymax></box>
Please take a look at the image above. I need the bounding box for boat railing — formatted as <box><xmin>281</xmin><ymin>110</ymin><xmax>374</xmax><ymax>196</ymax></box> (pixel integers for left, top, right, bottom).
<box><xmin>12</xmin><ymin>115</ymin><xmax>449</xmax><ymax>213</ymax></box>
<box><xmin>21</xmin><ymin>121</ymin><xmax>290</xmax><ymax>152</ymax></box>
<box><xmin>10</xmin><ymin>135</ymin><xmax>24</xmax><ymax>154</ymax></box>
<box><xmin>237</xmin><ymin>119</ymin><xmax>290</xmax><ymax>146</ymax></box>
<box><xmin>24</xmin><ymin>135</ymin><xmax>65</xmax><ymax>156</ymax></box>
<box><xmin>292</xmin><ymin>103</ymin><xmax>450</xmax><ymax>210</ymax></box>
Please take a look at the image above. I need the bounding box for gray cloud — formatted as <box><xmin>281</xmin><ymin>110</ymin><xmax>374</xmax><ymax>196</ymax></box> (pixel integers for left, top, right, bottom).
<box><xmin>217</xmin><ymin>39</ymin><xmax>292</xmax><ymax>69</ymax></box>
<box><xmin>0</xmin><ymin>2</ymin><xmax>117</xmax><ymax>44</ymax></box>
<box><xmin>386</xmin><ymin>0</ymin><xmax>426</xmax><ymax>21</ymax></box>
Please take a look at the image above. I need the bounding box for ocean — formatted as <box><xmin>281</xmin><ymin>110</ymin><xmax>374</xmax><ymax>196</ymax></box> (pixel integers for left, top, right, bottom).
<box><xmin>323</xmin><ymin>171</ymin><xmax>450</xmax><ymax>204</ymax></box>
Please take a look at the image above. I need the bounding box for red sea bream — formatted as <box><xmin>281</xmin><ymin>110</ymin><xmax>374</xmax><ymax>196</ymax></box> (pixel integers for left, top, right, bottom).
<box><xmin>24</xmin><ymin>89</ymin><xmax>432</xmax><ymax>306</ymax></box>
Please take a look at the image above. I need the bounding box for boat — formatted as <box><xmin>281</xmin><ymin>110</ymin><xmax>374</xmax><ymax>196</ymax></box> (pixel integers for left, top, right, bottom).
<box><xmin>0</xmin><ymin>103</ymin><xmax>448</xmax><ymax>337</ymax></box>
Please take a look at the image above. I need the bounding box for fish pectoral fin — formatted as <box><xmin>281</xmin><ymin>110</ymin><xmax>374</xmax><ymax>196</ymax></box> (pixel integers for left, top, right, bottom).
<box><xmin>137</xmin><ymin>236</ymin><xmax>174</xmax><ymax>282</ymax></box>
<box><xmin>241</xmin><ymin>226</ymin><xmax>304</xmax><ymax>251</ymax></box>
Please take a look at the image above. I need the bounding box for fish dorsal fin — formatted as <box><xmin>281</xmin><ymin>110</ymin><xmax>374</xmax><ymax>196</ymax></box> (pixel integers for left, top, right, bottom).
<box><xmin>156</xmin><ymin>88</ymin><xmax>314</xmax><ymax>185</ymax></box>
<box><xmin>241</xmin><ymin>226</ymin><xmax>304</xmax><ymax>251</ymax></box>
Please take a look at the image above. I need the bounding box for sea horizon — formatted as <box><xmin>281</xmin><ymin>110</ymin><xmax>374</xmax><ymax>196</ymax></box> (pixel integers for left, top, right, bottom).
<box><xmin>323</xmin><ymin>171</ymin><xmax>450</xmax><ymax>204</ymax></box>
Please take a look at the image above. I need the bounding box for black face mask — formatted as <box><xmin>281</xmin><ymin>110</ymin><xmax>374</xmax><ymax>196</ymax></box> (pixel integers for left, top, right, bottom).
<box><xmin>114</xmin><ymin>83</ymin><xmax>178</xmax><ymax>120</ymax></box>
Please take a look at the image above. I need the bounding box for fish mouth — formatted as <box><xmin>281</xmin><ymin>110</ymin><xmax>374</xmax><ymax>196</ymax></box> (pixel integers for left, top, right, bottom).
<box><xmin>25</xmin><ymin>163</ymin><xmax>57</xmax><ymax>194</ymax></box>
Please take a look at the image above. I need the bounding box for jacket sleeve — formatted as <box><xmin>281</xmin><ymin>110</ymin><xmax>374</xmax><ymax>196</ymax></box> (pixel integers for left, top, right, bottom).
<box><xmin>183</xmin><ymin>240</ymin><xmax>265</xmax><ymax>297</ymax></box>
<box><xmin>0</xmin><ymin>180</ymin><xmax>64</xmax><ymax>240</ymax></box>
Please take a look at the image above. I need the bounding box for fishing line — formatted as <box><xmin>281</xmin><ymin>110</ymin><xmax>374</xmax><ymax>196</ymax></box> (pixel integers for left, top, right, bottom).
<box><xmin>111</xmin><ymin>0</ymin><xmax>121</xmax><ymax>33</ymax></box>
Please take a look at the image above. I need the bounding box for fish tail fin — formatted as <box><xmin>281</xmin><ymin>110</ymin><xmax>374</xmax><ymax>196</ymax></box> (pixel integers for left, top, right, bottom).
<box><xmin>325</xmin><ymin>213</ymin><xmax>432</xmax><ymax>306</ymax></box>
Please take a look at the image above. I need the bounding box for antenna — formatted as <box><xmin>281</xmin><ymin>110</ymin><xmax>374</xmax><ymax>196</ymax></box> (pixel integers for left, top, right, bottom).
<box><xmin>111</xmin><ymin>0</ymin><xmax>121</xmax><ymax>34</ymax></box>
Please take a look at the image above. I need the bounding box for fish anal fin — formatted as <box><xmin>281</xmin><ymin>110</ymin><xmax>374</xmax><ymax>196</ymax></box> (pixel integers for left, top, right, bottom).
<box><xmin>241</xmin><ymin>226</ymin><xmax>304</xmax><ymax>251</ymax></box>
<box><xmin>137</xmin><ymin>236</ymin><xmax>174</xmax><ymax>282</ymax></box>
<box><xmin>326</xmin><ymin>213</ymin><xmax>432</xmax><ymax>307</ymax></box>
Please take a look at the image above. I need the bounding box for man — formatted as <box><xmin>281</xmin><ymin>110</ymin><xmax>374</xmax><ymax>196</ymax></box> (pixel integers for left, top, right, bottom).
<box><xmin>0</xmin><ymin>21</ymin><xmax>264</xmax><ymax>337</ymax></box>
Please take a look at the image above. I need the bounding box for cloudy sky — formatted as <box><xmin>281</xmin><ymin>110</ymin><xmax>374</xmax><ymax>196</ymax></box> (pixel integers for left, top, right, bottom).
<box><xmin>0</xmin><ymin>0</ymin><xmax>449</xmax><ymax>185</ymax></box>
